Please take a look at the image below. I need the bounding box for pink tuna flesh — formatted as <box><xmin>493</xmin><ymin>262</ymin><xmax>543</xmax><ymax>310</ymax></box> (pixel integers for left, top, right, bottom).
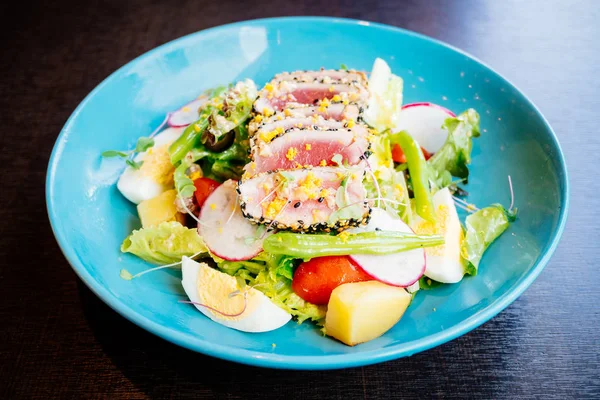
<box><xmin>254</xmin><ymin>82</ymin><xmax>369</xmax><ymax>114</ymax></box>
<box><xmin>249</xmin><ymin>103</ymin><xmax>361</xmax><ymax>136</ymax></box>
<box><xmin>250</xmin><ymin>128</ymin><xmax>370</xmax><ymax>174</ymax></box>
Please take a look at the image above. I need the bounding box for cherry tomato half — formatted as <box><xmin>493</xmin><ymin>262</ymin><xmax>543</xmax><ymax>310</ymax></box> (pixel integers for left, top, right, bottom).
<box><xmin>193</xmin><ymin>177</ymin><xmax>220</xmax><ymax>208</ymax></box>
<box><xmin>391</xmin><ymin>143</ymin><xmax>432</xmax><ymax>163</ymax></box>
<box><xmin>292</xmin><ymin>256</ymin><xmax>373</xmax><ymax>305</ymax></box>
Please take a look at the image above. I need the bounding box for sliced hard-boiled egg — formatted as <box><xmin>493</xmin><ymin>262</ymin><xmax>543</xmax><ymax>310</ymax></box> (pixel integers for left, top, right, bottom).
<box><xmin>411</xmin><ymin>187</ymin><xmax>465</xmax><ymax>283</ymax></box>
<box><xmin>117</xmin><ymin>127</ymin><xmax>184</xmax><ymax>204</ymax></box>
<box><xmin>181</xmin><ymin>257</ymin><xmax>291</xmax><ymax>333</ymax></box>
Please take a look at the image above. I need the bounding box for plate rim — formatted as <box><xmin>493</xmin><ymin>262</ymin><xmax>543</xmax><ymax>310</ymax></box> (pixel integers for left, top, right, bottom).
<box><xmin>45</xmin><ymin>16</ymin><xmax>570</xmax><ymax>370</ymax></box>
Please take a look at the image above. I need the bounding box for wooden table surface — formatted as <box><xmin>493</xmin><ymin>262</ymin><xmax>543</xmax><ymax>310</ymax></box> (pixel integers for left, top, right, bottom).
<box><xmin>2</xmin><ymin>0</ymin><xmax>599</xmax><ymax>398</ymax></box>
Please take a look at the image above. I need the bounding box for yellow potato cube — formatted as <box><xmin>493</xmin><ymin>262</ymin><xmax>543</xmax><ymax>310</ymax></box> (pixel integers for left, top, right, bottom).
<box><xmin>325</xmin><ymin>281</ymin><xmax>411</xmax><ymax>346</ymax></box>
<box><xmin>137</xmin><ymin>189</ymin><xmax>185</xmax><ymax>228</ymax></box>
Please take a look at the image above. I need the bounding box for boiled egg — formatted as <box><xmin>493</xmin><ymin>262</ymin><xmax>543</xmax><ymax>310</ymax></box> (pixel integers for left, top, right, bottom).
<box><xmin>411</xmin><ymin>187</ymin><xmax>465</xmax><ymax>283</ymax></box>
<box><xmin>117</xmin><ymin>127</ymin><xmax>184</xmax><ymax>204</ymax></box>
<box><xmin>181</xmin><ymin>257</ymin><xmax>291</xmax><ymax>333</ymax></box>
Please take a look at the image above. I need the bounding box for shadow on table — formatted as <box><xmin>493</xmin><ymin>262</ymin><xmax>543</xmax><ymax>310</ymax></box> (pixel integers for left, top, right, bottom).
<box><xmin>78</xmin><ymin>281</ymin><xmax>522</xmax><ymax>398</ymax></box>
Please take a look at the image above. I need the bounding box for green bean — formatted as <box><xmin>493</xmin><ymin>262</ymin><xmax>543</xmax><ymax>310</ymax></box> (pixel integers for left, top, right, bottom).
<box><xmin>263</xmin><ymin>231</ymin><xmax>444</xmax><ymax>258</ymax></box>
<box><xmin>168</xmin><ymin>113</ymin><xmax>210</xmax><ymax>165</ymax></box>
<box><xmin>390</xmin><ymin>130</ymin><xmax>437</xmax><ymax>222</ymax></box>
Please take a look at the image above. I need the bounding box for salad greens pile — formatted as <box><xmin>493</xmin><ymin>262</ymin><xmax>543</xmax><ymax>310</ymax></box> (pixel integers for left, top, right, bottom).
<box><xmin>169</xmin><ymin>80</ymin><xmax>257</xmax><ymax>197</ymax></box>
<box><xmin>217</xmin><ymin>253</ymin><xmax>326</xmax><ymax>324</ymax></box>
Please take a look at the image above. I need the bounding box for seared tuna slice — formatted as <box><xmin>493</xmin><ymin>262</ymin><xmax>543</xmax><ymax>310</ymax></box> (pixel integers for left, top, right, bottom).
<box><xmin>249</xmin><ymin>103</ymin><xmax>361</xmax><ymax>136</ymax></box>
<box><xmin>271</xmin><ymin>69</ymin><xmax>368</xmax><ymax>85</ymax></box>
<box><xmin>254</xmin><ymin>82</ymin><xmax>369</xmax><ymax>115</ymax></box>
<box><xmin>247</xmin><ymin>126</ymin><xmax>371</xmax><ymax>175</ymax></box>
<box><xmin>238</xmin><ymin>167</ymin><xmax>370</xmax><ymax>232</ymax></box>
<box><xmin>251</xmin><ymin>117</ymin><xmax>345</xmax><ymax>144</ymax></box>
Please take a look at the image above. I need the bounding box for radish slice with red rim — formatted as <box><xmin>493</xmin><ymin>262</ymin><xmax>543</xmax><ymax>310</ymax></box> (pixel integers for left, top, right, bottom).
<box><xmin>396</xmin><ymin>102</ymin><xmax>456</xmax><ymax>154</ymax></box>
<box><xmin>198</xmin><ymin>180</ymin><xmax>271</xmax><ymax>261</ymax></box>
<box><xmin>168</xmin><ymin>96</ymin><xmax>210</xmax><ymax>128</ymax></box>
<box><xmin>346</xmin><ymin>208</ymin><xmax>426</xmax><ymax>287</ymax></box>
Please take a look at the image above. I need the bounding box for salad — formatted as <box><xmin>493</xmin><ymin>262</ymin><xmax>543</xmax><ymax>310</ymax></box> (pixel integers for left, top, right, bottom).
<box><xmin>105</xmin><ymin>58</ymin><xmax>516</xmax><ymax>346</ymax></box>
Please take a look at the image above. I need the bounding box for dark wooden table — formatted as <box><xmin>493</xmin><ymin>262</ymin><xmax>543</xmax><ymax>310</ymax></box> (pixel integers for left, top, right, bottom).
<box><xmin>2</xmin><ymin>0</ymin><xmax>599</xmax><ymax>398</ymax></box>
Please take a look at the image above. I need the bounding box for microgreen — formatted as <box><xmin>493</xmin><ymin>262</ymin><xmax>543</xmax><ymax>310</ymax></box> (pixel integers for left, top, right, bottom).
<box><xmin>119</xmin><ymin>250</ymin><xmax>205</xmax><ymax>281</ymax></box>
<box><xmin>101</xmin><ymin>136</ymin><xmax>154</xmax><ymax>170</ymax></box>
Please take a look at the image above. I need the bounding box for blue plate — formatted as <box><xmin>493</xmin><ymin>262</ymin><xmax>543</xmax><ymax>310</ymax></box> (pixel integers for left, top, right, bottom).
<box><xmin>46</xmin><ymin>17</ymin><xmax>569</xmax><ymax>370</ymax></box>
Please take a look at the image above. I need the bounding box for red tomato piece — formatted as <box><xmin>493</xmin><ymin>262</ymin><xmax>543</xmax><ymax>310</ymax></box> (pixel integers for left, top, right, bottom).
<box><xmin>193</xmin><ymin>177</ymin><xmax>220</xmax><ymax>208</ymax></box>
<box><xmin>291</xmin><ymin>256</ymin><xmax>373</xmax><ymax>305</ymax></box>
<box><xmin>391</xmin><ymin>144</ymin><xmax>432</xmax><ymax>163</ymax></box>
<box><xmin>421</xmin><ymin>147</ymin><xmax>432</xmax><ymax>160</ymax></box>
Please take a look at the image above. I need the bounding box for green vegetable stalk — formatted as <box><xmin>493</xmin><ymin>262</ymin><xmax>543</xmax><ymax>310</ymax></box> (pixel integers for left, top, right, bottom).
<box><xmin>263</xmin><ymin>231</ymin><xmax>444</xmax><ymax>259</ymax></box>
<box><xmin>390</xmin><ymin>130</ymin><xmax>436</xmax><ymax>222</ymax></box>
<box><xmin>169</xmin><ymin>110</ymin><xmax>211</xmax><ymax>165</ymax></box>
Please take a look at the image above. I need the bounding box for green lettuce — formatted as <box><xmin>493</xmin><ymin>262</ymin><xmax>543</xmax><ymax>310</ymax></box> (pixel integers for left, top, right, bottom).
<box><xmin>208</xmin><ymin>79</ymin><xmax>257</xmax><ymax>140</ymax></box>
<box><xmin>173</xmin><ymin>122</ymin><xmax>251</xmax><ymax>197</ymax></box>
<box><xmin>365</xmin><ymin>133</ymin><xmax>413</xmax><ymax>224</ymax></box>
<box><xmin>418</xmin><ymin>276</ymin><xmax>444</xmax><ymax>290</ymax></box>
<box><xmin>365</xmin><ymin>74</ymin><xmax>404</xmax><ymax>132</ymax></box>
<box><xmin>462</xmin><ymin>205</ymin><xmax>515</xmax><ymax>275</ymax></box>
<box><xmin>121</xmin><ymin>221</ymin><xmax>207</xmax><ymax>264</ymax></box>
<box><xmin>363</xmin><ymin>58</ymin><xmax>404</xmax><ymax>132</ymax></box>
<box><xmin>170</xmin><ymin>80</ymin><xmax>256</xmax><ymax>197</ymax></box>
<box><xmin>217</xmin><ymin>252</ymin><xmax>327</xmax><ymax>325</ymax></box>
<box><xmin>428</xmin><ymin>108</ymin><xmax>480</xmax><ymax>188</ymax></box>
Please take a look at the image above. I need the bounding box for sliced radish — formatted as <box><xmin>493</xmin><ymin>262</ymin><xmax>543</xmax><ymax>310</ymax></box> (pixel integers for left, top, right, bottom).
<box><xmin>346</xmin><ymin>208</ymin><xmax>426</xmax><ymax>287</ymax></box>
<box><xmin>198</xmin><ymin>180</ymin><xmax>270</xmax><ymax>261</ymax></box>
<box><xmin>395</xmin><ymin>102</ymin><xmax>456</xmax><ymax>154</ymax></box>
<box><xmin>168</xmin><ymin>96</ymin><xmax>210</xmax><ymax>128</ymax></box>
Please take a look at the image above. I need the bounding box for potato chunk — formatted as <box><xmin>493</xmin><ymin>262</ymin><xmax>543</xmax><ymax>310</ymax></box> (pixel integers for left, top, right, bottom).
<box><xmin>325</xmin><ymin>281</ymin><xmax>411</xmax><ymax>346</ymax></box>
<box><xmin>137</xmin><ymin>189</ymin><xmax>185</xmax><ymax>228</ymax></box>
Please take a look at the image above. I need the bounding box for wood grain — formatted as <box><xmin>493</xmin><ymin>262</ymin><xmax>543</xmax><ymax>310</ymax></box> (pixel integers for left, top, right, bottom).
<box><xmin>1</xmin><ymin>0</ymin><xmax>599</xmax><ymax>398</ymax></box>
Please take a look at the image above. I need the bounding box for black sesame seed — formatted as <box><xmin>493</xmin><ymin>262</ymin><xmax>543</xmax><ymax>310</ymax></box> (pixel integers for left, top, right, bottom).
<box><xmin>298</xmin><ymin>220</ymin><xmax>304</xmax><ymax>225</ymax></box>
<box><xmin>375</xmin><ymin>227</ymin><xmax>382</xmax><ymax>231</ymax></box>
<box><xmin>294</xmin><ymin>201</ymin><xmax>301</xmax><ymax>208</ymax></box>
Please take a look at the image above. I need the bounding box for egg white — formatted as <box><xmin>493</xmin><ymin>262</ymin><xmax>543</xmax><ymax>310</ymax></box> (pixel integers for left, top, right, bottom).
<box><xmin>411</xmin><ymin>187</ymin><xmax>465</xmax><ymax>283</ymax></box>
<box><xmin>181</xmin><ymin>257</ymin><xmax>291</xmax><ymax>333</ymax></box>
<box><xmin>117</xmin><ymin>127</ymin><xmax>184</xmax><ymax>204</ymax></box>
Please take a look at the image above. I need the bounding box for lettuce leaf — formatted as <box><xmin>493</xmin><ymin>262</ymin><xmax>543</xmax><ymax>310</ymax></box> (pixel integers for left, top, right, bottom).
<box><xmin>217</xmin><ymin>252</ymin><xmax>326</xmax><ymax>325</ymax></box>
<box><xmin>208</xmin><ymin>79</ymin><xmax>257</xmax><ymax>140</ymax></box>
<box><xmin>171</xmin><ymin>81</ymin><xmax>256</xmax><ymax>197</ymax></box>
<box><xmin>363</xmin><ymin>58</ymin><xmax>404</xmax><ymax>132</ymax></box>
<box><xmin>418</xmin><ymin>276</ymin><xmax>444</xmax><ymax>290</ymax></box>
<box><xmin>121</xmin><ymin>221</ymin><xmax>207</xmax><ymax>264</ymax></box>
<box><xmin>365</xmin><ymin>133</ymin><xmax>413</xmax><ymax>224</ymax></box>
<box><xmin>461</xmin><ymin>204</ymin><xmax>514</xmax><ymax>275</ymax></box>
<box><xmin>428</xmin><ymin>108</ymin><xmax>480</xmax><ymax>188</ymax></box>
